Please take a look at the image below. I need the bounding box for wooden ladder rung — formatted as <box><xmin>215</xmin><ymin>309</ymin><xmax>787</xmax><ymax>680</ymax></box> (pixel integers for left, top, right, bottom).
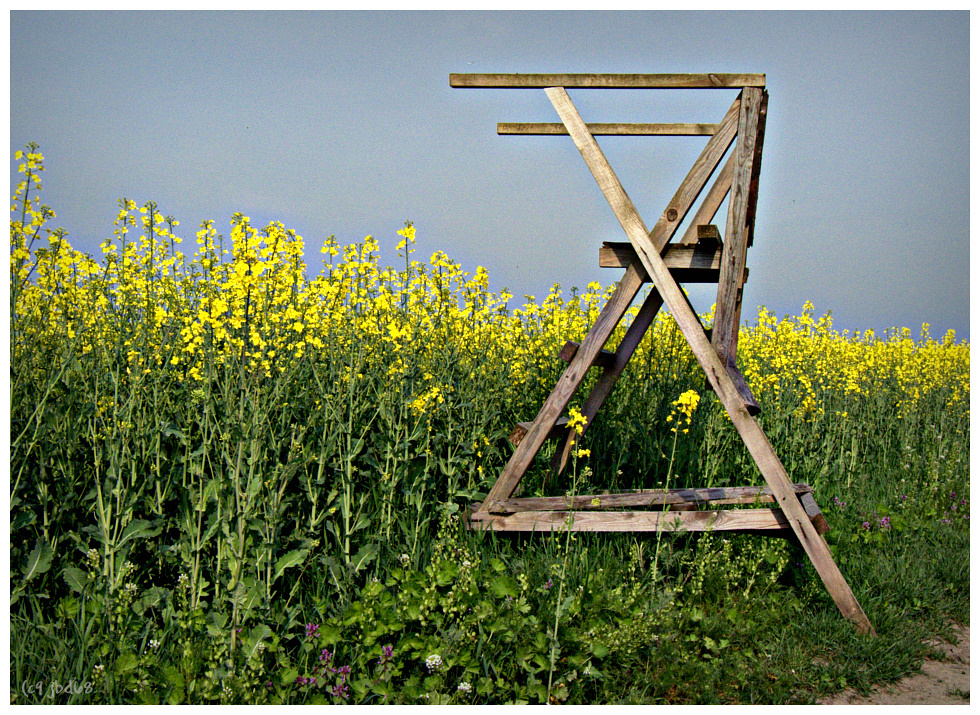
<box><xmin>559</xmin><ymin>340</ymin><xmax>616</xmax><ymax>369</ymax></box>
<box><xmin>599</xmin><ymin>241</ymin><xmax>748</xmax><ymax>284</ymax></box>
<box><xmin>509</xmin><ymin>416</ymin><xmax>569</xmax><ymax>446</ymax></box>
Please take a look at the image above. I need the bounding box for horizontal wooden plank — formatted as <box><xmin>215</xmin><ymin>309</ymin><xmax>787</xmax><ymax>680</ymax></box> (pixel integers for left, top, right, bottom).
<box><xmin>559</xmin><ymin>340</ymin><xmax>616</xmax><ymax>369</ymax></box>
<box><xmin>497</xmin><ymin>122</ymin><xmax>719</xmax><ymax>136</ymax></box>
<box><xmin>509</xmin><ymin>417</ymin><xmax>569</xmax><ymax>447</ymax></box>
<box><xmin>451</xmin><ymin>73</ymin><xmax>766</xmax><ymax>89</ymax></box>
<box><xmin>475</xmin><ymin>483</ymin><xmax>814</xmax><ymax>515</ymax></box>
<box><xmin>600</xmin><ymin>242</ymin><xmax>748</xmax><ymax>284</ymax></box>
<box><xmin>468</xmin><ymin>508</ymin><xmax>791</xmax><ymax>532</ymax></box>
<box><xmin>600</xmin><ymin>242</ymin><xmax>720</xmax><ymax>270</ymax></box>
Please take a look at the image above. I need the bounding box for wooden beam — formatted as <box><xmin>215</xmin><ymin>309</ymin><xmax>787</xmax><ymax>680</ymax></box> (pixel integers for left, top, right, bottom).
<box><xmin>599</xmin><ymin>242</ymin><xmax>747</xmax><ymax>284</ymax></box>
<box><xmin>712</xmin><ymin>87</ymin><xmax>763</xmax><ymax>370</ymax></box>
<box><xmin>543</xmin><ymin>85</ymin><xmax>875</xmax><ymax>635</ymax></box>
<box><xmin>745</xmin><ymin>90</ymin><xmax>769</xmax><ymax>248</ymax></box>
<box><xmin>601</xmin><ymin>242</ymin><xmax>716</xmax><ymax>270</ymax></box>
<box><xmin>799</xmin><ymin>491</ymin><xmax>830</xmax><ymax>535</ymax></box>
<box><xmin>451</xmin><ymin>73</ymin><xmax>766</xmax><ymax>89</ymax></box>
<box><xmin>678</xmin><ymin>153</ymin><xmax>735</xmax><ymax>246</ymax></box>
<box><xmin>509</xmin><ymin>417</ymin><xmax>569</xmax><ymax>447</ymax></box>
<box><xmin>470</xmin><ymin>508</ymin><xmax>793</xmax><ymax>533</ymax></box>
<box><xmin>476</xmin><ymin>483</ymin><xmax>815</xmax><ymax>514</ymax></box>
<box><xmin>558</xmin><ymin>340</ymin><xmax>616</xmax><ymax>369</ymax></box>
<box><xmin>497</xmin><ymin>122</ymin><xmax>718</xmax><ymax>136</ymax></box>
<box><xmin>696</xmin><ymin>224</ymin><xmax>722</xmax><ymax>249</ymax></box>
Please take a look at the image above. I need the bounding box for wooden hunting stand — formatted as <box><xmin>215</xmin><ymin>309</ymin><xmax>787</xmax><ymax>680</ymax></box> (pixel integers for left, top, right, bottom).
<box><xmin>450</xmin><ymin>73</ymin><xmax>875</xmax><ymax>635</ymax></box>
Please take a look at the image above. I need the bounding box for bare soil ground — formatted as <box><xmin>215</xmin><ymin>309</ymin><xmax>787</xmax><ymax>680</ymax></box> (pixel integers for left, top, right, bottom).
<box><xmin>820</xmin><ymin>624</ymin><xmax>969</xmax><ymax>705</ymax></box>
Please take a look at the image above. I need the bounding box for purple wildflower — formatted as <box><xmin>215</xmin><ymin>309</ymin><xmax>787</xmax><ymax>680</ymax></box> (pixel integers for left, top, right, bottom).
<box><xmin>305</xmin><ymin>623</ymin><xmax>320</xmax><ymax>641</ymax></box>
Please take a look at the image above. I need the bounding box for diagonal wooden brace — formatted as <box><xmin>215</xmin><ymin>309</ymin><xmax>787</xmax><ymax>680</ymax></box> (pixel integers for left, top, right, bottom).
<box><xmin>545</xmin><ymin>85</ymin><xmax>875</xmax><ymax>635</ymax></box>
<box><xmin>475</xmin><ymin>260</ymin><xmax>648</xmax><ymax>515</ymax></box>
<box><xmin>549</xmin><ymin>285</ymin><xmax>665</xmax><ymax>478</ymax></box>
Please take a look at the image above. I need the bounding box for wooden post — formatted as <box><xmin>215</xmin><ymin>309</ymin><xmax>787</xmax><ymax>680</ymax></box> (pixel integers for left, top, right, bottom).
<box><xmin>712</xmin><ymin>87</ymin><xmax>763</xmax><ymax>369</ymax></box>
<box><xmin>544</xmin><ymin>86</ymin><xmax>875</xmax><ymax>635</ymax></box>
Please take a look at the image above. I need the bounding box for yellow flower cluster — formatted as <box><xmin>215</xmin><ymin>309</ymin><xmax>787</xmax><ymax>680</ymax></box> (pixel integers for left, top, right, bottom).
<box><xmin>666</xmin><ymin>389</ymin><xmax>700</xmax><ymax>434</ymax></box>
<box><xmin>567</xmin><ymin>407</ymin><xmax>588</xmax><ymax>435</ymax></box>
<box><xmin>737</xmin><ymin>302</ymin><xmax>969</xmax><ymax>420</ymax></box>
<box><xmin>9</xmin><ymin>146</ymin><xmax>969</xmax><ymax>438</ymax></box>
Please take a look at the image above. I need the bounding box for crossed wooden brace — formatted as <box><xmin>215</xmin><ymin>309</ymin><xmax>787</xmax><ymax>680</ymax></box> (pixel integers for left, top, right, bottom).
<box><xmin>451</xmin><ymin>74</ymin><xmax>874</xmax><ymax>635</ymax></box>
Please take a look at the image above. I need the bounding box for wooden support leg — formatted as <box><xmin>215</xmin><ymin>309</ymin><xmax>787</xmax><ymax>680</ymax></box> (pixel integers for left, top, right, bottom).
<box><xmin>546</xmin><ymin>85</ymin><xmax>875</xmax><ymax>635</ymax></box>
<box><xmin>713</xmin><ymin>87</ymin><xmax>762</xmax><ymax>368</ymax></box>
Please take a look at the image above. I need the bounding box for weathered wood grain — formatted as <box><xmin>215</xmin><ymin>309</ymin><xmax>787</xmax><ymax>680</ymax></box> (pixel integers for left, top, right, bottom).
<box><xmin>508</xmin><ymin>416</ymin><xmax>569</xmax><ymax>447</ymax></box>
<box><xmin>599</xmin><ymin>242</ymin><xmax>721</xmax><ymax>270</ymax></box>
<box><xmin>696</xmin><ymin>224</ymin><xmax>722</xmax><ymax>249</ymax></box>
<box><xmin>712</xmin><ymin>87</ymin><xmax>763</xmax><ymax>370</ymax></box>
<box><xmin>799</xmin><ymin>491</ymin><xmax>830</xmax><ymax>535</ymax></box>
<box><xmin>558</xmin><ymin>340</ymin><xmax>616</xmax><ymax>369</ymax></box>
<box><xmin>450</xmin><ymin>73</ymin><xmax>766</xmax><ymax>89</ymax></box>
<box><xmin>477</xmin><ymin>483</ymin><xmax>815</xmax><ymax>514</ymax></box>
<box><xmin>497</xmin><ymin>122</ymin><xmax>719</xmax><ymax>136</ymax></box>
<box><xmin>471</xmin><ymin>508</ymin><xmax>792</xmax><ymax>533</ymax></box>
<box><xmin>744</xmin><ymin>90</ymin><xmax>769</xmax><ymax>248</ymax></box>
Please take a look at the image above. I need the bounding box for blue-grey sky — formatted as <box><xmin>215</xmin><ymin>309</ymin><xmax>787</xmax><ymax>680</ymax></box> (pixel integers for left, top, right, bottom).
<box><xmin>10</xmin><ymin>11</ymin><xmax>971</xmax><ymax>340</ymax></box>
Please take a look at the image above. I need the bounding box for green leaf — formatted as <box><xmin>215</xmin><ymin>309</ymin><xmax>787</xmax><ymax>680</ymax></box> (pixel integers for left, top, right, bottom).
<box><xmin>349</xmin><ymin>544</ymin><xmax>378</xmax><ymax>574</ymax></box>
<box><xmin>273</xmin><ymin>549</ymin><xmax>309</xmax><ymax>583</ymax></box>
<box><xmin>116</xmin><ymin>519</ymin><xmax>163</xmax><ymax>549</ymax></box>
<box><xmin>243</xmin><ymin>624</ymin><xmax>273</xmax><ymax>661</ymax></box>
<box><xmin>22</xmin><ymin>538</ymin><xmax>54</xmax><ymax>581</ymax></box>
<box><xmin>160</xmin><ymin>421</ymin><xmax>188</xmax><ymax>445</ymax></box>
<box><xmin>114</xmin><ymin>651</ymin><xmax>139</xmax><ymax>676</ymax></box>
<box><xmin>491</xmin><ymin>575</ymin><xmax>519</xmax><ymax>599</ymax></box>
<box><xmin>62</xmin><ymin>565</ymin><xmax>88</xmax><ymax>594</ymax></box>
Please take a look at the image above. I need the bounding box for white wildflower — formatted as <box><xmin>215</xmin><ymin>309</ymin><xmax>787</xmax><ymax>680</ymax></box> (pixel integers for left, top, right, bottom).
<box><xmin>425</xmin><ymin>654</ymin><xmax>443</xmax><ymax>672</ymax></box>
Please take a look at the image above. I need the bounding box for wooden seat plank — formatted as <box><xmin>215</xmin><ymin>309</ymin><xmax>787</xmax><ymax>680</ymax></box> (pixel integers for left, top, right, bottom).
<box><xmin>450</xmin><ymin>73</ymin><xmax>766</xmax><ymax>89</ymax></box>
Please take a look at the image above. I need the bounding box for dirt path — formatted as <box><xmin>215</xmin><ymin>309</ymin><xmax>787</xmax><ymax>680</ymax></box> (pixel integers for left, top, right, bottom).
<box><xmin>820</xmin><ymin>624</ymin><xmax>969</xmax><ymax>705</ymax></box>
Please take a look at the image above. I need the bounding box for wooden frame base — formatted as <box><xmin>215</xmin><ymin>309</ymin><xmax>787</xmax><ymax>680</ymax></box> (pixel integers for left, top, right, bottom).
<box><xmin>452</xmin><ymin>73</ymin><xmax>875</xmax><ymax>636</ymax></box>
<box><xmin>467</xmin><ymin>484</ymin><xmax>830</xmax><ymax>535</ymax></box>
